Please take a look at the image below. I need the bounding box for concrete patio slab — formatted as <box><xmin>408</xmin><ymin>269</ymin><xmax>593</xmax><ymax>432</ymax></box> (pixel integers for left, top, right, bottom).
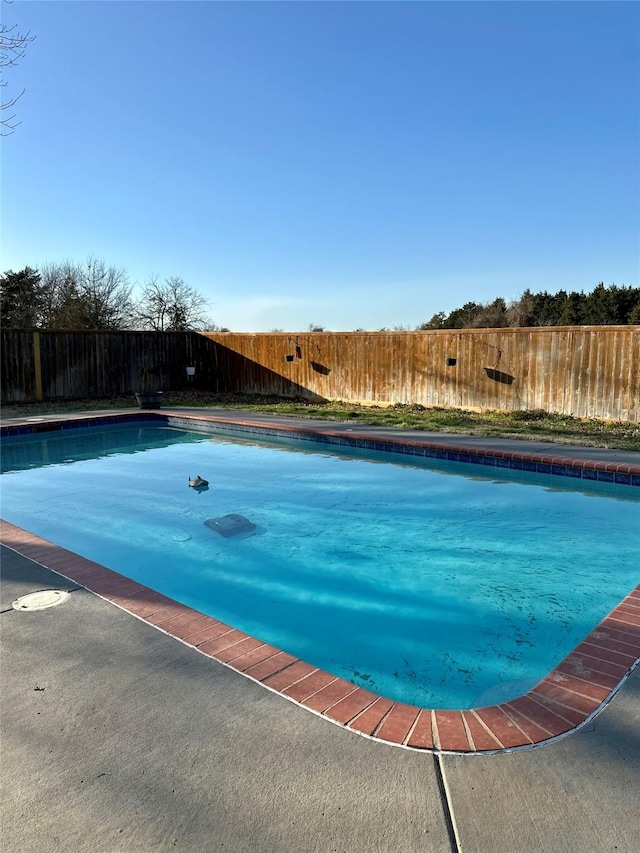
<box><xmin>165</xmin><ymin>407</ymin><xmax>640</xmax><ymax>465</ymax></box>
<box><xmin>2</xmin><ymin>543</ymin><xmax>639</xmax><ymax>852</ymax></box>
<box><xmin>442</xmin><ymin>665</ymin><xmax>640</xmax><ymax>852</ymax></box>
<box><xmin>0</xmin><ymin>547</ymin><xmax>452</xmax><ymax>853</ymax></box>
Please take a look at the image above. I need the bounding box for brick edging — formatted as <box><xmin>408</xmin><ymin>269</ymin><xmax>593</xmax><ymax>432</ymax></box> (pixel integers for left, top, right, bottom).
<box><xmin>2</xmin><ymin>519</ymin><xmax>638</xmax><ymax>754</ymax></box>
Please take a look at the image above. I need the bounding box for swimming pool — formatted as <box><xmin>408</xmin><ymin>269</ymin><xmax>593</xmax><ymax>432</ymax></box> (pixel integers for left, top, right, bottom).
<box><xmin>2</xmin><ymin>418</ymin><xmax>638</xmax><ymax>711</ymax></box>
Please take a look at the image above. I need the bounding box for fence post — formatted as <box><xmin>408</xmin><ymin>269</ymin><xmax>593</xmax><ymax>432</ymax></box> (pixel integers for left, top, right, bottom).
<box><xmin>33</xmin><ymin>331</ymin><xmax>43</xmax><ymax>401</ymax></box>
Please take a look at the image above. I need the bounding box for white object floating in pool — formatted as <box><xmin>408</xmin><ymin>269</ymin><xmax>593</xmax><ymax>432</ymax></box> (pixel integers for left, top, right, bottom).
<box><xmin>173</xmin><ymin>533</ymin><xmax>192</xmax><ymax>542</ymax></box>
<box><xmin>12</xmin><ymin>589</ymin><xmax>70</xmax><ymax>611</ymax></box>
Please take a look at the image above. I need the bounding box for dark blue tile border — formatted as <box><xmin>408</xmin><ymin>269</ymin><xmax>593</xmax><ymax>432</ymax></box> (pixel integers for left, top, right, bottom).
<box><xmin>160</xmin><ymin>416</ymin><xmax>640</xmax><ymax>489</ymax></box>
<box><xmin>1</xmin><ymin>413</ymin><xmax>161</xmax><ymax>437</ymax></box>
<box><xmin>559</xmin><ymin>466</ymin><xmax>583</xmax><ymax>478</ymax></box>
<box><xmin>467</xmin><ymin>454</ymin><xmax>487</xmax><ymax>465</ymax></box>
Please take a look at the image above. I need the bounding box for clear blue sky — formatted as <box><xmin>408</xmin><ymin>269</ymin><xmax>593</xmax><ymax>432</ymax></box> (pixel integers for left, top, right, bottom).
<box><xmin>3</xmin><ymin>1</ymin><xmax>638</xmax><ymax>331</ymax></box>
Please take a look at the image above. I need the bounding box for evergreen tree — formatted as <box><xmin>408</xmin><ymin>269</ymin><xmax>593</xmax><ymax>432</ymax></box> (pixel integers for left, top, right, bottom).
<box><xmin>0</xmin><ymin>267</ymin><xmax>43</xmax><ymax>326</ymax></box>
<box><xmin>441</xmin><ymin>301</ymin><xmax>482</xmax><ymax>328</ymax></box>
<box><xmin>417</xmin><ymin>311</ymin><xmax>447</xmax><ymax>330</ymax></box>
<box><xmin>557</xmin><ymin>292</ymin><xmax>585</xmax><ymax>326</ymax></box>
<box><xmin>417</xmin><ymin>282</ymin><xmax>640</xmax><ymax>329</ymax></box>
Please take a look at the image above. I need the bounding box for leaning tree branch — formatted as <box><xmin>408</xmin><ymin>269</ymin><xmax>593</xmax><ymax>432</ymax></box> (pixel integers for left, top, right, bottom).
<box><xmin>1</xmin><ymin>18</ymin><xmax>36</xmax><ymax>135</ymax></box>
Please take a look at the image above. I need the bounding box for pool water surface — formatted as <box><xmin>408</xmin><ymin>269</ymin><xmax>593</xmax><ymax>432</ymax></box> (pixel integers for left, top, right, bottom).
<box><xmin>1</xmin><ymin>422</ymin><xmax>638</xmax><ymax>710</ymax></box>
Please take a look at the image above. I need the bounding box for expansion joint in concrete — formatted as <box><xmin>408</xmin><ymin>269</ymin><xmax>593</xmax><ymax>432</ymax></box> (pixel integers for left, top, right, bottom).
<box><xmin>433</xmin><ymin>752</ymin><xmax>462</xmax><ymax>853</ymax></box>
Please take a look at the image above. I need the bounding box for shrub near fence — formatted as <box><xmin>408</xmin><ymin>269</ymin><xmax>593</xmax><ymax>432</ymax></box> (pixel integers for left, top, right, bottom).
<box><xmin>205</xmin><ymin>327</ymin><xmax>640</xmax><ymax>423</ymax></box>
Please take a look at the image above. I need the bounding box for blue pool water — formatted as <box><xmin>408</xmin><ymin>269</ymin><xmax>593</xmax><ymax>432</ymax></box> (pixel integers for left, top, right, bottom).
<box><xmin>1</xmin><ymin>423</ymin><xmax>638</xmax><ymax>709</ymax></box>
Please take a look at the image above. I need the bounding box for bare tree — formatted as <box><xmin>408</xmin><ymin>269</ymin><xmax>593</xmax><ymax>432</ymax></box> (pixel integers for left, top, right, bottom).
<box><xmin>80</xmin><ymin>256</ymin><xmax>134</xmax><ymax>328</ymax></box>
<box><xmin>1</xmin><ymin>2</ymin><xmax>35</xmax><ymax>135</ymax></box>
<box><xmin>466</xmin><ymin>297</ymin><xmax>509</xmax><ymax>329</ymax></box>
<box><xmin>38</xmin><ymin>258</ymin><xmax>133</xmax><ymax>329</ymax></box>
<box><xmin>132</xmin><ymin>276</ymin><xmax>214</xmax><ymax>331</ymax></box>
<box><xmin>505</xmin><ymin>292</ymin><xmax>536</xmax><ymax>328</ymax></box>
<box><xmin>39</xmin><ymin>261</ymin><xmax>83</xmax><ymax>328</ymax></box>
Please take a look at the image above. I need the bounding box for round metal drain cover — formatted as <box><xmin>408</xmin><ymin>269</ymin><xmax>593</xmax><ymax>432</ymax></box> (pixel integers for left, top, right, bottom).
<box><xmin>12</xmin><ymin>590</ymin><xmax>70</xmax><ymax>611</ymax></box>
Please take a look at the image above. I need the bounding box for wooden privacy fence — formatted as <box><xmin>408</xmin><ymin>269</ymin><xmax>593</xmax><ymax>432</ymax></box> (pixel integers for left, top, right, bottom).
<box><xmin>205</xmin><ymin>327</ymin><xmax>640</xmax><ymax>422</ymax></box>
<box><xmin>2</xmin><ymin>326</ymin><xmax>638</xmax><ymax>421</ymax></box>
<box><xmin>1</xmin><ymin>329</ymin><xmax>220</xmax><ymax>402</ymax></box>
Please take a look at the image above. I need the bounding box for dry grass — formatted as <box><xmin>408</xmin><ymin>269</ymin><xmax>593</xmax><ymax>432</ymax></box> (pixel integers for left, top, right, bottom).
<box><xmin>2</xmin><ymin>391</ymin><xmax>639</xmax><ymax>450</ymax></box>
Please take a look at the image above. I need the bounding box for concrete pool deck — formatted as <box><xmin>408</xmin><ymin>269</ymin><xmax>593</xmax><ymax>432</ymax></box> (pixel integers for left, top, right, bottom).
<box><xmin>3</xmin><ymin>405</ymin><xmax>640</xmax><ymax>469</ymax></box>
<box><xmin>1</xmin><ymin>408</ymin><xmax>639</xmax><ymax>850</ymax></box>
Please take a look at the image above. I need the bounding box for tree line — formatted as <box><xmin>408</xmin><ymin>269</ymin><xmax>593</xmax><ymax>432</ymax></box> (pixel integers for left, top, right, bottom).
<box><xmin>0</xmin><ymin>259</ymin><xmax>228</xmax><ymax>331</ymax></box>
<box><xmin>418</xmin><ymin>283</ymin><xmax>640</xmax><ymax>329</ymax></box>
<box><xmin>2</xmin><ymin>264</ymin><xmax>638</xmax><ymax>332</ymax></box>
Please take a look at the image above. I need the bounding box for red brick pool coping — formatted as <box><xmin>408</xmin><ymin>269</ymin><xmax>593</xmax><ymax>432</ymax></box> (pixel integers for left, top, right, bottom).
<box><xmin>2</xmin><ymin>411</ymin><xmax>639</xmax><ymax>754</ymax></box>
